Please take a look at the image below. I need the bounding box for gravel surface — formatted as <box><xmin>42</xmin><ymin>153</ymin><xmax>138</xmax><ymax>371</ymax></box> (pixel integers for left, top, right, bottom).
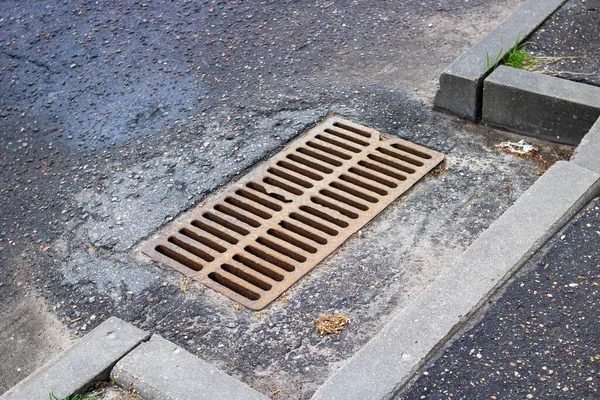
<box><xmin>528</xmin><ymin>0</ymin><xmax>600</xmax><ymax>87</ymax></box>
<box><xmin>397</xmin><ymin>197</ymin><xmax>600</xmax><ymax>400</ymax></box>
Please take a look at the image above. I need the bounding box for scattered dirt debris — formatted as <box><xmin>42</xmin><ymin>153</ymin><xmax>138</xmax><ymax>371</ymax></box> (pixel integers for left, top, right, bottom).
<box><xmin>432</xmin><ymin>164</ymin><xmax>449</xmax><ymax>175</ymax></box>
<box><xmin>178</xmin><ymin>277</ymin><xmax>192</xmax><ymax>294</ymax></box>
<box><xmin>82</xmin><ymin>381</ymin><xmax>143</xmax><ymax>400</ymax></box>
<box><xmin>495</xmin><ymin>140</ymin><xmax>572</xmax><ymax>176</ymax></box>
<box><xmin>495</xmin><ymin>140</ymin><xmax>538</xmax><ymax>156</ymax></box>
<box><xmin>314</xmin><ymin>314</ymin><xmax>350</xmax><ymax>335</ymax></box>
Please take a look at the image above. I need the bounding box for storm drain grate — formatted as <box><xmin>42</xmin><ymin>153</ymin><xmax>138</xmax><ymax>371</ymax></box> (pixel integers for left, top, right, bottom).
<box><xmin>141</xmin><ymin>116</ymin><xmax>444</xmax><ymax>309</ymax></box>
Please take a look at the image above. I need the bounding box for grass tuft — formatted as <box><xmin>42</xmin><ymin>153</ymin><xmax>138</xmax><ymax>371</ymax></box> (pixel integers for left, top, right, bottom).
<box><xmin>486</xmin><ymin>37</ymin><xmax>539</xmax><ymax>72</ymax></box>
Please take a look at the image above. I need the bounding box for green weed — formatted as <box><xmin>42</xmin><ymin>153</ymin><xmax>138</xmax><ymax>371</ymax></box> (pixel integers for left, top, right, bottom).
<box><xmin>504</xmin><ymin>39</ymin><xmax>538</xmax><ymax>71</ymax></box>
<box><xmin>485</xmin><ymin>48</ymin><xmax>504</xmax><ymax>70</ymax></box>
<box><xmin>485</xmin><ymin>37</ymin><xmax>538</xmax><ymax>72</ymax></box>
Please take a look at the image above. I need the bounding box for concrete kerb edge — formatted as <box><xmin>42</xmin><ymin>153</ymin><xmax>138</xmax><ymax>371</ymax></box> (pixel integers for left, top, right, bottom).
<box><xmin>0</xmin><ymin>317</ymin><xmax>150</xmax><ymax>400</ymax></box>
<box><xmin>433</xmin><ymin>0</ymin><xmax>566</xmax><ymax>120</ymax></box>
<box><xmin>1</xmin><ymin>317</ymin><xmax>269</xmax><ymax>400</ymax></box>
<box><xmin>571</xmin><ymin>117</ymin><xmax>600</xmax><ymax>174</ymax></box>
<box><xmin>312</xmin><ymin>160</ymin><xmax>600</xmax><ymax>400</ymax></box>
<box><xmin>481</xmin><ymin>66</ymin><xmax>600</xmax><ymax>145</ymax></box>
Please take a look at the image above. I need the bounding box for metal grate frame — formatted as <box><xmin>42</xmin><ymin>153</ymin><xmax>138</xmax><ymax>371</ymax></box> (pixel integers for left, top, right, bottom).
<box><xmin>141</xmin><ymin>116</ymin><xmax>444</xmax><ymax>309</ymax></box>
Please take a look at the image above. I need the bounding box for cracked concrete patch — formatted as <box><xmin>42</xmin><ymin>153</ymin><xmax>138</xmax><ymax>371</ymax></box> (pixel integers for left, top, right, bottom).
<box><xmin>73</xmin><ymin>109</ymin><xmax>326</xmax><ymax>253</ymax></box>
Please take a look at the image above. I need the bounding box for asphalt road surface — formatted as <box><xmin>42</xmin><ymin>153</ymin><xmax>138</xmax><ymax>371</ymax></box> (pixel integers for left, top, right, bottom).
<box><xmin>4</xmin><ymin>1</ymin><xmax>576</xmax><ymax>398</ymax></box>
<box><xmin>398</xmin><ymin>197</ymin><xmax>600</xmax><ymax>399</ymax></box>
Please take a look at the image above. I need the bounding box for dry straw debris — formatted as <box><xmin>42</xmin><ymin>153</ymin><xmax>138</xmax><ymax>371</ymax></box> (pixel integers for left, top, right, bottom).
<box><xmin>314</xmin><ymin>314</ymin><xmax>350</xmax><ymax>335</ymax></box>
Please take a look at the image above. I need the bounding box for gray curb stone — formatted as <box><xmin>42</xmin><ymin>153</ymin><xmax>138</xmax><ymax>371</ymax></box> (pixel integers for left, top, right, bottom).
<box><xmin>482</xmin><ymin>66</ymin><xmax>600</xmax><ymax>145</ymax></box>
<box><xmin>312</xmin><ymin>160</ymin><xmax>600</xmax><ymax>400</ymax></box>
<box><xmin>572</xmin><ymin>117</ymin><xmax>600</xmax><ymax>174</ymax></box>
<box><xmin>0</xmin><ymin>317</ymin><xmax>149</xmax><ymax>400</ymax></box>
<box><xmin>111</xmin><ymin>334</ymin><xmax>269</xmax><ymax>400</ymax></box>
<box><xmin>433</xmin><ymin>0</ymin><xmax>566</xmax><ymax>121</ymax></box>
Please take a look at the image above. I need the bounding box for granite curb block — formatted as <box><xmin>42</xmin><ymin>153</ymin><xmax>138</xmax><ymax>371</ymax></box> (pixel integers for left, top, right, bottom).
<box><xmin>111</xmin><ymin>334</ymin><xmax>269</xmax><ymax>400</ymax></box>
<box><xmin>571</xmin><ymin>117</ymin><xmax>600</xmax><ymax>174</ymax></box>
<box><xmin>0</xmin><ymin>317</ymin><xmax>149</xmax><ymax>400</ymax></box>
<box><xmin>482</xmin><ymin>66</ymin><xmax>600</xmax><ymax>145</ymax></box>
<box><xmin>312</xmin><ymin>160</ymin><xmax>600</xmax><ymax>400</ymax></box>
<box><xmin>433</xmin><ymin>0</ymin><xmax>566</xmax><ymax>121</ymax></box>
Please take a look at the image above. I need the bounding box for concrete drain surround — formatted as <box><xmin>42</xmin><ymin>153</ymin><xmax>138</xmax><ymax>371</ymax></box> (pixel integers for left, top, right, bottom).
<box><xmin>142</xmin><ymin>116</ymin><xmax>444</xmax><ymax>309</ymax></box>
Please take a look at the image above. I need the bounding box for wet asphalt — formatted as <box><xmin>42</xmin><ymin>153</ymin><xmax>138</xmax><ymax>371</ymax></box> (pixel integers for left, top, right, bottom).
<box><xmin>6</xmin><ymin>0</ymin><xmax>591</xmax><ymax>398</ymax></box>
<box><xmin>397</xmin><ymin>197</ymin><xmax>600</xmax><ymax>400</ymax></box>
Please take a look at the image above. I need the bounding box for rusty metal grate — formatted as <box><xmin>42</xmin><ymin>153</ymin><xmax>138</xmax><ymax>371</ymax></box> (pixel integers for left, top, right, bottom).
<box><xmin>141</xmin><ymin>116</ymin><xmax>444</xmax><ymax>309</ymax></box>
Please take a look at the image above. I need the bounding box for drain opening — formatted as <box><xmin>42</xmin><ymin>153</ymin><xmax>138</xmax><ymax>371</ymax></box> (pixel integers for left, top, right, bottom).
<box><xmin>142</xmin><ymin>116</ymin><xmax>443</xmax><ymax>309</ymax></box>
<box><xmin>332</xmin><ymin>121</ymin><xmax>372</xmax><ymax>138</ymax></box>
<box><xmin>233</xmin><ymin>254</ymin><xmax>284</xmax><ymax>282</ymax></box>
<box><xmin>208</xmin><ymin>272</ymin><xmax>260</xmax><ymax>300</ymax></box>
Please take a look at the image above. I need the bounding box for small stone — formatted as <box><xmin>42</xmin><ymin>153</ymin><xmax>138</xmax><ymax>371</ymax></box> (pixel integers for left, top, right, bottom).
<box><xmin>88</xmin><ymin>296</ymin><xmax>96</xmax><ymax>303</ymax></box>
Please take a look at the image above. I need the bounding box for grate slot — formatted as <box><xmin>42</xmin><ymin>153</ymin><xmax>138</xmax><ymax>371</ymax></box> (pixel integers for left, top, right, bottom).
<box><xmin>329</xmin><ymin>182</ymin><xmax>379</xmax><ymax>203</ymax></box>
<box><xmin>267</xmin><ymin>168</ymin><xmax>313</xmax><ymax>189</ymax></box>
<box><xmin>348</xmin><ymin>167</ymin><xmax>397</xmax><ymax>188</ymax></box>
<box><xmin>221</xmin><ymin>264</ymin><xmax>272</xmax><ymax>291</ymax></box>
<box><xmin>306</xmin><ymin>140</ymin><xmax>352</xmax><ymax>160</ymax></box>
<box><xmin>235</xmin><ymin>189</ymin><xmax>282</xmax><ymax>211</ymax></box>
<box><xmin>179</xmin><ymin>227</ymin><xmax>228</xmax><ymax>253</ymax></box>
<box><xmin>276</xmin><ymin>160</ymin><xmax>323</xmax><ymax>181</ymax></box>
<box><xmin>296</xmin><ymin>147</ymin><xmax>342</xmax><ymax>167</ymax></box>
<box><xmin>287</xmin><ymin>153</ymin><xmax>333</xmax><ymax>174</ymax></box>
<box><xmin>332</xmin><ymin>121</ymin><xmax>372</xmax><ymax>138</ymax></box>
<box><xmin>203</xmin><ymin>212</ymin><xmax>250</xmax><ymax>236</ymax></box>
<box><xmin>319</xmin><ymin>189</ymin><xmax>369</xmax><ymax>211</ymax></box>
<box><xmin>294</xmin><ymin>209</ymin><xmax>345</xmax><ymax>235</ymax></box>
<box><xmin>376</xmin><ymin>146</ymin><xmax>423</xmax><ymax>167</ymax></box>
<box><xmin>244</xmin><ymin>245</ymin><xmax>296</xmax><ymax>272</ymax></box>
<box><xmin>208</xmin><ymin>272</ymin><xmax>260</xmax><ymax>300</ymax></box>
<box><xmin>278</xmin><ymin>220</ymin><xmax>328</xmax><ymax>245</ymax></box>
<box><xmin>315</xmin><ymin>134</ymin><xmax>361</xmax><ymax>153</ymax></box>
<box><xmin>267</xmin><ymin>228</ymin><xmax>318</xmax><ymax>254</ymax></box>
<box><xmin>155</xmin><ymin>243</ymin><xmax>204</xmax><ymax>271</ymax></box>
<box><xmin>358</xmin><ymin>160</ymin><xmax>407</xmax><ymax>181</ymax></box>
<box><xmin>290</xmin><ymin>212</ymin><xmax>339</xmax><ymax>236</ymax></box>
<box><xmin>256</xmin><ymin>237</ymin><xmax>308</xmax><ymax>263</ymax></box>
<box><xmin>391</xmin><ymin>143</ymin><xmax>432</xmax><ymax>159</ymax></box>
<box><xmin>246</xmin><ymin>181</ymin><xmax>294</xmax><ymax>204</ymax></box>
<box><xmin>168</xmin><ymin>235</ymin><xmax>216</xmax><ymax>262</ymax></box>
<box><xmin>310</xmin><ymin>196</ymin><xmax>359</xmax><ymax>219</ymax></box>
<box><xmin>233</xmin><ymin>254</ymin><xmax>284</xmax><ymax>282</ymax></box>
<box><xmin>324</xmin><ymin>128</ymin><xmax>370</xmax><ymax>146</ymax></box>
<box><xmin>339</xmin><ymin>174</ymin><xmax>388</xmax><ymax>196</ymax></box>
<box><xmin>191</xmin><ymin>219</ymin><xmax>240</xmax><ymax>245</ymax></box>
<box><xmin>142</xmin><ymin>116</ymin><xmax>444</xmax><ymax>309</ymax></box>
<box><xmin>214</xmin><ymin>204</ymin><xmax>261</xmax><ymax>228</ymax></box>
<box><xmin>225</xmin><ymin>196</ymin><xmax>273</xmax><ymax>220</ymax></box>
<box><xmin>259</xmin><ymin>177</ymin><xmax>303</xmax><ymax>197</ymax></box>
<box><xmin>298</xmin><ymin>205</ymin><xmax>349</xmax><ymax>228</ymax></box>
<box><xmin>367</xmin><ymin>154</ymin><xmax>416</xmax><ymax>174</ymax></box>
